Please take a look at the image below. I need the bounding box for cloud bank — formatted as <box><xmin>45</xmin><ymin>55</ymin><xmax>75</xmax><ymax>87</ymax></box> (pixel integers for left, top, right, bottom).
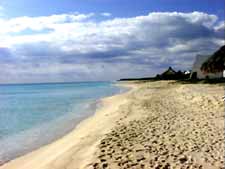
<box><xmin>0</xmin><ymin>12</ymin><xmax>224</xmax><ymax>83</ymax></box>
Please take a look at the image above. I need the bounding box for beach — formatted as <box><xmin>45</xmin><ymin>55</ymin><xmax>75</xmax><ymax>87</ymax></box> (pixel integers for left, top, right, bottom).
<box><xmin>0</xmin><ymin>80</ymin><xmax>224</xmax><ymax>169</ymax></box>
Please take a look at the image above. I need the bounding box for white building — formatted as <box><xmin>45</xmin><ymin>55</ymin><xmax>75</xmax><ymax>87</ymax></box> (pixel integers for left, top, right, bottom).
<box><xmin>191</xmin><ymin>55</ymin><xmax>223</xmax><ymax>79</ymax></box>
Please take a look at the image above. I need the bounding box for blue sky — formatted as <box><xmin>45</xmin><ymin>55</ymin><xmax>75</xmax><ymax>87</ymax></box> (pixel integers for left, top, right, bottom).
<box><xmin>0</xmin><ymin>0</ymin><xmax>224</xmax><ymax>83</ymax></box>
<box><xmin>2</xmin><ymin>0</ymin><xmax>224</xmax><ymax>19</ymax></box>
<box><xmin>1</xmin><ymin>0</ymin><xmax>225</xmax><ymax>19</ymax></box>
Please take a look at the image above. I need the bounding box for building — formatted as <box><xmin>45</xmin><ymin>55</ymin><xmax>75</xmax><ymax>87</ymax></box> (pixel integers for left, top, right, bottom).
<box><xmin>191</xmin><ymin>55</ymin><xmax>223</xmax><ymax>79</ymax></box>
<box><xmin>201</xmin><ymin>45</ymin><xmax>225</xmax><ymax>78</ymax></box>
<box><xmin>157</xmin><ymin>67</ymin><xmax>188</xmax><ymax>80</ymax></box>
<box><xmin>161</xmin><ymin>67</ymin><xmax>176</xmax><ymax>76</ymax></box>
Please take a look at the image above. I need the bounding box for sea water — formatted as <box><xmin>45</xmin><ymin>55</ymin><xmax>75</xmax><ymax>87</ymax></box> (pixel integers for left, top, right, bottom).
<box><xmin>0</xmin><ymin>82</ymin><xmax>125</xmax><ymax>164</ymax></box>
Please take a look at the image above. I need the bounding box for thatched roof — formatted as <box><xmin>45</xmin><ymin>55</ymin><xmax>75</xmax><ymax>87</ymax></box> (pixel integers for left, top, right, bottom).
<box><xmin>162</xmin><ymin>67</ymin><xmax>176</xmax><ymax>76</ymax></box>
<box><xmin>201</xmin><ymin>46</ymin><xmax>225</xmax><ymax>73</ymax></box>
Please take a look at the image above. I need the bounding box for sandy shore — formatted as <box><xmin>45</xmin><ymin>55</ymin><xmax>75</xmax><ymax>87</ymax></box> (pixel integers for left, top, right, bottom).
<box><xmin>0</xmin><ymin>81</ymin><xmax>224</xmax><ymax>169</ymax></box>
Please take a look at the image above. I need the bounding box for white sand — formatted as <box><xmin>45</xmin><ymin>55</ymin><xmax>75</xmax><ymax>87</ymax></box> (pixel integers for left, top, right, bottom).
<box><xmin>1</xmin><ymin>81</ymin><xmax>224</xmax><ymax>169</ymax></box>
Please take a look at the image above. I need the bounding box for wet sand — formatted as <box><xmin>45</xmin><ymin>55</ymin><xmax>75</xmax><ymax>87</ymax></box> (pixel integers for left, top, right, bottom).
<box><xmin>1</xmin><ymin>81</ymin><xmax>224</xmax><ymax>169</ymax></box>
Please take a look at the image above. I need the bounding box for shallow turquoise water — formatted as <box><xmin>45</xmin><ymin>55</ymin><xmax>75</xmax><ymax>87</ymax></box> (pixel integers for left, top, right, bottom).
<box><xmin>0</xmin><ymin>82</ymin><xmax>124</xmax><ymax>163</ymax></box>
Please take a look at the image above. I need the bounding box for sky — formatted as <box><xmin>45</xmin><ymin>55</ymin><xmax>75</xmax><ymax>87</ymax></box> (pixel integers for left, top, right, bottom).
<box><xmin>0</xmin><ymin>0</ymin><xmax>224</xmax><ymax>83</ymax></box>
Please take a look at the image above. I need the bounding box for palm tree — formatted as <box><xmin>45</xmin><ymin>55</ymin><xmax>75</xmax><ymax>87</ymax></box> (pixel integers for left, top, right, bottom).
<box><xmin>201</xmin><ymin>46</ymin><xmax>225</xmax><ymax>73</ymax></box>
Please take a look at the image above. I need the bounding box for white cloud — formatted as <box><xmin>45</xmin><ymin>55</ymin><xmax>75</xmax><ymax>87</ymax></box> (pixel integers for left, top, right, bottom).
<box><xmin>0</xmin><ymin>12</ymin><xmax>224</xmax><ymax>83</ymax></box>
<box><xmin>0</xmin><ymin>5</ymin><xmax>4</xmax><ymax>16</ymax></box>
<box><xmin>214</xmin><ymin>21</ymin><xmax>225</xmax><ymax>31</ymax></box>
<box><xmin>0</xmin><ymin>13</ymin><xmax>95</xmax><ymax>36</ymax></box>
<box><xmin>101</xmin><ymin>12</ymin><xmax>112</xmax><ymax>17</ymax></box>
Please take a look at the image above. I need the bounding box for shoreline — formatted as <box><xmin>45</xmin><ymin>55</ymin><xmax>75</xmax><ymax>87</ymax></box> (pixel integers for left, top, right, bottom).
<box><xmin>0</xmin><ymin>82</ymin><xmax>137</xmax><ymax>169</ymax></box>
<box><xmin>90</xmin><ymin>81</ymin><xmax>224</xmax><ymax>168</ymax></box>
<box><xmin>1</xmin><ymin>80</ymin><xmax>224</xmax><ymax>169</ymax></box>
<box><xmin>0</xmin><ymin>99</ymin><xmax>98</xmax><ymax>165</ymax></box>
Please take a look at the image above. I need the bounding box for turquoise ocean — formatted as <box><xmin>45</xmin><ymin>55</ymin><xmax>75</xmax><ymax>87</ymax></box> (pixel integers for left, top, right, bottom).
<box><xmin>0</xmin><ymin>82</ymin><xmax>125</xmax><ymax>164</ymax></box>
